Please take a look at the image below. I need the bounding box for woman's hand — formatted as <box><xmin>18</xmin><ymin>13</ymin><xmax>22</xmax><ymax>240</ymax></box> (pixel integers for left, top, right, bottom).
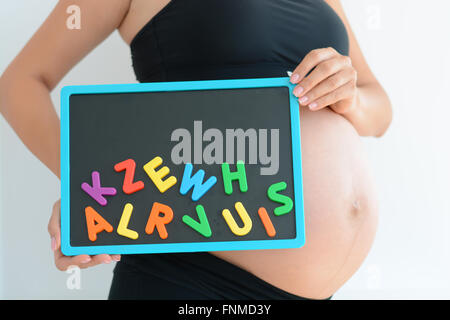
<box><xmin>48</xmin><ymin>199</ymin><xmax>121</xmax><ymax>271</ymax></box>
<box><xmin>290</xmin><ymin>47</ymin><xmax>359</xmax><ymax>115</ymax></box>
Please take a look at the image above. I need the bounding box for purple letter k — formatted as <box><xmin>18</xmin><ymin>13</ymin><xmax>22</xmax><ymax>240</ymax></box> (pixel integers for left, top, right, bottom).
<box><xmin>81</xmin><ymin>171</ymin><xmax>117</xmax><ymax>206</ymax></box>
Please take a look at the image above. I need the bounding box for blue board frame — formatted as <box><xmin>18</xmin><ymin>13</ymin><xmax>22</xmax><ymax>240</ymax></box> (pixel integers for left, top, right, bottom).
<box><xmin>60</xmin><ymin>77</ymin><xmax>305</xmax><ymax>256</ymax></box>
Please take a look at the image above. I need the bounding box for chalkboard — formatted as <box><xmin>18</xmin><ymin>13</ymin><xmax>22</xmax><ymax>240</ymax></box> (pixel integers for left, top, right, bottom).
<box><xmin>60</xmin><ymin>77</ymin><xmax>305</xmax><ymax>255</ymax></box>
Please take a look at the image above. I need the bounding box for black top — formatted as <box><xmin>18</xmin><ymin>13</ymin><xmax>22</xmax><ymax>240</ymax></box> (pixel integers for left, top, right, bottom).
<box><xmin>130</xmin><ymin>0</ymin><xmax>349</xmax><ymax>82</ymax></box>
<box><xmin>116</xmin><ymin>0</ymin><xmax>349</xmax><ymax>300</ymax></box>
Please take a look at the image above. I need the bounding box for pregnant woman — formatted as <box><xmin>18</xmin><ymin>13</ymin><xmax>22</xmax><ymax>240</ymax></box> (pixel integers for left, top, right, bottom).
<box><xmin>0</xmin><ymin>0</ymin><xmax>391</xmax><ymax>299</ymax></box>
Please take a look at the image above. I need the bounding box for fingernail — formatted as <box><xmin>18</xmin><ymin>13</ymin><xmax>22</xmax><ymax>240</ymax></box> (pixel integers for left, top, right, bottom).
<box><xmin>293</xmin><ymin>86</ymin><xmax>304</xmax><ymax>97</ymax></box>
<box><xmin>299</xmin><ymin>96</ymin><xmax>309</xmax><ymax>105</ymax></box>
<box><xmin>113</xmin><ymin>256</ymin><xmax>121</xmax><ymax>262</ymax></box>
<box><xmin>290</xmin><ymin>73</ymin><xmax>300</xmax><ymax>83</ymax></box>
<box><xmin>103</xmin><ymin>257</ymin><xmax>112</xmax><ymax>264</ymax></box>
<box><xmin>51</xmin><ymin>237</ymin><xmax>56</xmax><ymax>251</ymax></box>
<box><xmin>82</xmin><ymin>257</ymin><xmax>91</xmax><ymax>263</ymax></box>
<box><xmin>309</xmin><ymin>102</ymin><xmax>318</xmax><ymax>110</ymax></box>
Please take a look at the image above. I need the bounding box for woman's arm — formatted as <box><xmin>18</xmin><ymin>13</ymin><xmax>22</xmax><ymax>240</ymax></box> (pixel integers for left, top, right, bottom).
<box><xmin>0</xmin><ymin>0</ymin><xmax>130</xmax><ymax>270</ymax></box>
<box><xmin>0</xmin><ymin>0</ymin><xmax>130</xmax><ymax>177</ymax></box>
<box><xmin>290</xmin><ymin>0</ymin><xmax>392</xmax><ymax>137</ymax></box>
<box><xmin>327</xmin><ymin>0</ymin><xmax>392</xmax><ymax>137</ymax></box>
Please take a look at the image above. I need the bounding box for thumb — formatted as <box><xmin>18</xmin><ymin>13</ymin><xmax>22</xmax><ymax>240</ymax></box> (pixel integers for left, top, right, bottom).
<box><xmin>48</xmin><ymin>200</ymin><xmax>61</xmax><ymax>251</ymax></box>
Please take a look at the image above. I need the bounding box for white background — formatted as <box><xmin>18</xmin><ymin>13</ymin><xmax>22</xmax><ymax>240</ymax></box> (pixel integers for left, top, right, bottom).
<box><xmin>1</xmin><ymin>0</ymin><xmax>449</xmax><ymax>299</ymax></box>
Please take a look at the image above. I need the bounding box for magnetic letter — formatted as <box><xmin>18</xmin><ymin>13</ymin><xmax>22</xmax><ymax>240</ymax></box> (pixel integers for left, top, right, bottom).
<box><xmin>221</xmin><ymin>160</ymin><xmax>248</xmax><ymax>195</ymax></box>
<box><xmin>114</xmin><ymin>159</ymin><xmax>145</xmax><ymax>194</ymax></box>
<box><xmin>222</xmin><ymin>202</ymin><xmax>252</xmax><ymax>236</ymax></box>
<box><xmin>81</xmin><ymin>171</ymin><xmax>117</xmax><ymax>206</ymax></box>
<box><xmin>143</xmin><ymin>156</ymin><xmax>177</xmax><ymax>193</ymax></box>
<box><xmin>117</xmin><ymin>203</ymin><xmax>139</xmax><ymax>240</ymax></box>
<box><xmin>85</xmin><ymin>206</ymin><xmax>113</xmax><ymax>242</ymax></box>
<box><xmin>182</xmin><ymin>204</ymin><xmax>212</xmax><ymax>238</ymax></box>
<box><xmin>179</xmin><ymin>163</ymin><xmax>217</xmax><ymax>201</ymax></box>
<box><xmin>145</xmin><ymin>202</ymin><xmax>174</xmax><ymax>239</ymax></box>
<box><xmin>267</xmin><ymin>182</ymin><xmax>294</xmax><ymax>216</ymax></box>
<box><xmin>257</xmin><ymin>207</ymin><xmax>276</xmax><ymax>237</ymax></box>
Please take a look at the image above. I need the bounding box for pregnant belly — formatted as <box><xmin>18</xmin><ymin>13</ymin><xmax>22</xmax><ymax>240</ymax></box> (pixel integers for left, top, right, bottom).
<box><xmin>211</xmin><ymin>107</ymin><xmax>379</xmax><ymax>299</ymax></box>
